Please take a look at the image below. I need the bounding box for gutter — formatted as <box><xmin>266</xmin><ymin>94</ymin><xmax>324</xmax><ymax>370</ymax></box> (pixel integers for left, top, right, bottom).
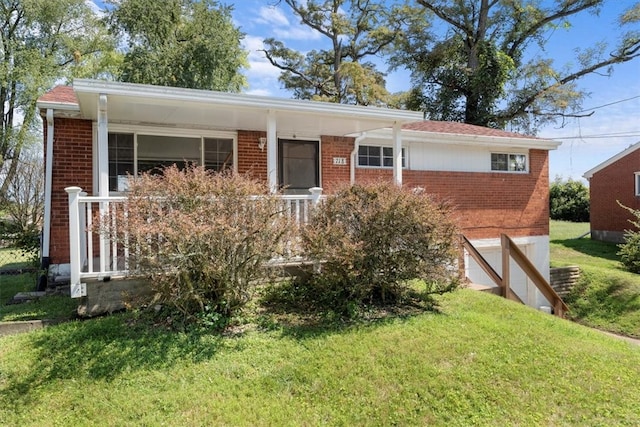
<box><xmin>350</xmin><ymin>133</ymin><xmax>366</xmax><ymax>184</ymax></box>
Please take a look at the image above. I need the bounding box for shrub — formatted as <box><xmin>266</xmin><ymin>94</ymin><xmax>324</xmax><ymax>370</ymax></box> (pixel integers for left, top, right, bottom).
<box><xmin>0</xmin><ymin>220</ymin><xmax>40</xmax><ymax>267</ymax></box>
<box><xmin>549</xmin><ymin>177</ymin><xmax>589</xmax><ymax>222</ymax></box>
<box><xmin>102</xmin><ymin>166</ymin><xmax>292</xmax><ymax>323</ymax></box>
<box><xmin>299</xmin><ymin>182</ymin><xmax>460</xmax><ymax>314</ymax></box>
<box><xmin>618</xmin><ymin>202</ymin><xmax>640</xmax><ymax>274</ymax></box>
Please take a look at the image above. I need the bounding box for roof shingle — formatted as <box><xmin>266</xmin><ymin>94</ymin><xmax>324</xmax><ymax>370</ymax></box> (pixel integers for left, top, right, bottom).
<box><xmin>403</xmin><ymin>120</ymin><xmax>536</xmax><ymax>139</ymax></box>
<box><xmin>38</xmin><ymin>85</ymin><xmax>78</xmax><ymax>105</ymax></box>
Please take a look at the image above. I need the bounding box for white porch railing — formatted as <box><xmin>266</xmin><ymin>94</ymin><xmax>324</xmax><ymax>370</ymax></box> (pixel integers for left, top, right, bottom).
<box><xmin>65</xmin><ymin>186</ymin><xmax>323</xmax><ymax>298</ymax></box>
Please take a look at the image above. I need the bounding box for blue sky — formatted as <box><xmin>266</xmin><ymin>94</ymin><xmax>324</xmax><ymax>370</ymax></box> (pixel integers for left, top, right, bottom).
<box><xmin>229</xmin><ymin>0</ymin><xmax>640</xmax><ymax>183</ymax></box>
<box><xmin>90</xmin><ymin>1</ymin><xmax>640</xmax><ymax>183</ymax></box>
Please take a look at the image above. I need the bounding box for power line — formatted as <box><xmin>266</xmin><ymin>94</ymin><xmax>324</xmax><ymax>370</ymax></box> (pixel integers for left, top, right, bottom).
<box><xmin>553</xmin><ymin>132</ymin><xmax>640</xmax><ymax>140</ymax></box>
<box><xmin>576</xmin><ymin>95</ymin><xmax>640</xmax><ymax>114</ymax></box>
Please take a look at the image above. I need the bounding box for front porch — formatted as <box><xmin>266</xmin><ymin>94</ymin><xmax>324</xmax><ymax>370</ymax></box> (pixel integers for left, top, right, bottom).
<box><xmin>64</xmin><ymin>186</ymin><xmax>325</xmax><ymax>299</ymax></box>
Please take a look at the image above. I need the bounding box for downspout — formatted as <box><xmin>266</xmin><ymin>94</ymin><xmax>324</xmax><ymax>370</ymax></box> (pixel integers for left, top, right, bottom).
<box><xmin>42</xmin><ymin>109</ymin><xmax>54</xmax><ymax>266</ymax></box>
<box><xmin>350</xmin><ymin>132</ymin><xmax>366</xmax><ymax>184</ymax></box>
<box><xmin>38</xmin><ymin>109</ymin><xmax>54</xmax><ymax>290</ymax></box>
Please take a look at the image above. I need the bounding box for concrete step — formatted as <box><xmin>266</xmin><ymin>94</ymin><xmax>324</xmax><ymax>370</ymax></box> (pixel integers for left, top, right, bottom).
<box><xmin>465</xmin><ymin>282</ymin><xmax>502</xmax><ymax>295</ymax></box>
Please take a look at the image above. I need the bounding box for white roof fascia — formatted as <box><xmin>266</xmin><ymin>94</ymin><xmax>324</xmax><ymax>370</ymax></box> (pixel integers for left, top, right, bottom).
<box><xmin>72</xmin><ymin>79</ymin><xmax>423</xmax><ymax>123</ymax></box>
<box><xmin>35</xmin><ymin>100</ymin><xmax>80</xmax><ymax>112</ymax></box>
<box><xmin>358</xmin><ymin>128</ymin><xmax>561</xmax><ymax>150</ymax></box>
<box><xmin>583</xmin><ymin>140</ymin><xmax>640</xmax><ymax>180</ymax></box>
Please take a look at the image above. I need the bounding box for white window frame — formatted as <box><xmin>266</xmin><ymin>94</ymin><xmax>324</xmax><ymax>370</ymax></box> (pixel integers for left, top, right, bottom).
<box><xmin>357</xmin><ymin>144</ymin><xmax>407</xmax><ymax>169</ymax></box>
<box><xmin>635</xmin><ymin>172</ymin><xmax>640</xmax><ymax>196</ymax></box>
<box><xmin>490</xmin><ymin>152</ymin><xmax>528</xmax><ymax>173</ymax></box>
<box><xmin>94</xmin><ymin>124</ymin><xmax>238</xmax><ymax>194</ymax></box>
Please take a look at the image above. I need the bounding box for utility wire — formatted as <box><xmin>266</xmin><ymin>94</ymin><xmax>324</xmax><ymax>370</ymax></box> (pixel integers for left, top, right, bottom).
<box><xmin>576</xmin><ymin>94</ymin><xmax>640</xmax><ymax>114</ymax></box>
<box><xmin>553</xmin><ymin>132</ymin><xmax>640</xmax><ymax>140</ymax></box>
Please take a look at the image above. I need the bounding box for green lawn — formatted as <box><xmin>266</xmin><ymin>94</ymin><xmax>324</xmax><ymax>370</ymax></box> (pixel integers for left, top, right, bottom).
<box><xmin>0</xmin><ymin>242</ymin><xmax>77</xmax><ymax>322</ymax></box>
<box><xmin>0</xmin><ymin>247</ymin><xmax>33</xmax><ymax>270</ymax></box>
<box><xmin>550</xmin><ymin>220</ymin><xmax>640</xmax><ymax>338</ymax></box>
<box><xmin>0</xmin><ymin>273</ymin><xmax>77</xmax><ymax>322</ymax></box>
<box><xmin>1</xmin><ymin>223</ymin><xmax>640</xmax><ymax>425</ymax></box>
<box><xmin>1</xmin><ymin>289</ymin><xmax>639</xmax><ymax>426</ymax></box>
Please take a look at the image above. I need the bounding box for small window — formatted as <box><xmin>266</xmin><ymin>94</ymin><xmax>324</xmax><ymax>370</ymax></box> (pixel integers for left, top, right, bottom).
<box><xmin>108</xmin><ymin>133</ymin><xmax>134</xmax><ymax>192</ymax></box>
<box><xmin>635</xmin><ymin>172</ymin><xmax>640</xmax><ymax>196</ymax></box>
<box><xmin>204</xmin><ymin>138</ymin><xmax>234</xmax><ymax>171</ymax></box>
<box><xmin>491</xmin><ymin>153</ymin><xmax>527</xmax><ymax>172</ymax></box>
<box><xmin>358</xmin><ymin>145</ymin><xmax>406</xmax><ymax>168</ymax></box>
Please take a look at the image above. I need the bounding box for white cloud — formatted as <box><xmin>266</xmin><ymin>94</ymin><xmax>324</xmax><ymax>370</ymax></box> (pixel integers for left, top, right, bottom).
<box><xmin>241</xmin><ymin>35</ymin><xmax>283</xmax><ymax>96</ymax></box>
<box><xmin>255</xmin><ymin>6</ymin><xmax>290</xmax><ymax>27</ymax></box>
<box><xmin>242</xmin><ymin>36</ymin><xmax>281</xmax><ymax>78</ymax></box>
<box><xmin>273</xmin><ymin>25</ymin><xmax>322</xmax><ymax>42</ymax></box>
<box><xmin>245</xmin><ymin>88</ymin><xmax>275</xmax><ymax>97</ymax></box>
<box><xmin>252</xmin><ymin>5</ymin><xmax>321</xmax><ymax>42</ymax></box>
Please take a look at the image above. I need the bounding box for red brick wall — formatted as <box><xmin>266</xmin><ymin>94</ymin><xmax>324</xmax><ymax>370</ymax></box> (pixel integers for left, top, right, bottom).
<box><xmin>320</xmin><ymin>135</ymin><xmax>353</xmax><ymax>191</ymax></box>
<box><xmin>589</xmin><ymin>149</ymin><xmax>640</xmax><ymax>235</ymax></box>
<box><xmin>321</xmin><ymin>137</ymin><xmax>550</xmax><ymax>239</ymax></box>
<box><xmin>237</xmin><ymin>130</ymin><xmax>267</xmax><ymax>180</ymax></box>
<box><xmin>405</xmin><ymin>149</ymin><xmax>550</xmax><ymax>239</ymax></box>
<box><xmin>46</xmin><ymin>117</ymin><xmax>94</xmax><ymax>264</ymax></box>
<box><xmin>45</xmin><ymin>126</ymin><xmax>550</xmax><ymax>262</ymax></box>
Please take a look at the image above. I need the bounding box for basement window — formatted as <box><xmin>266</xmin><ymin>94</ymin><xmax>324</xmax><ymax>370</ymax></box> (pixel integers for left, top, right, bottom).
<box><xmin>491</xmin><ymin>153</ymin><xmax>527</xmax><ymax>172</ymax></box>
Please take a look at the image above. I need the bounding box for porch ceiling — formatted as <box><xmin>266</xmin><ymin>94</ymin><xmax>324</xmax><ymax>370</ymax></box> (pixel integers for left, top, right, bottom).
<box><xmin>72</xmin><ymin>79</ymin><xmax>423</xmax><ymax>137</ymax></box>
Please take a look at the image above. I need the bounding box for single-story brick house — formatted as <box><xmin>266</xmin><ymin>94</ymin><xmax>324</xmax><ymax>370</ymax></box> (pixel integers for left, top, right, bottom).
<box><xmin>583</xmin><ymin>141</ymin><xmax>640</xmax><ymax>243</ymax></box>
<box><xmin>37</xmin><ymin>79</ymin><xmax>560</xmax><ymax>308</ymax></box>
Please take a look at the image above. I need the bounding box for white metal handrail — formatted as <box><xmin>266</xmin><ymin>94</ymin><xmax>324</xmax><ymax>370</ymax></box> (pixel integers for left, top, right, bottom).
<box><xmin>65</xmin><ymin>186</ymin><xmax>323</xmax><ymax>298</ymax></box>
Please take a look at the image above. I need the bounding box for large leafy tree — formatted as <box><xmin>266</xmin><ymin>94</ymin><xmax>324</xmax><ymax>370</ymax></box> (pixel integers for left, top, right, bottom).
<box><xmin>107</xmin><ymin>0</ymin><xmax>248</xmax><ymax>92</ymax></box>
<box><xmin>394</xmin><ymin>0</ymin><xmax>640</xmax><ymax>132</ymax></box>
<box><xmin>549</xmin><ymin>177</ymin><xmax>589</xmax><ymax>222</ymax></box>
<box><xmin>262</xmin><ymin>0</ymin><xmax>418</xmax><ymax>106</ymax></box>
<box><xmin>0</xmin><ymin>0</ymin><xmax>116</xmax><ymax>199</ymax></box>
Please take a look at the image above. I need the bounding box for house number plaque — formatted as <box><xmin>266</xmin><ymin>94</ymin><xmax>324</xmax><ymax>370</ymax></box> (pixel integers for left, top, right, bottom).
<box><xmin>333</xmin><ymin>157</ymin><xmax>347</xmax><ymax>165</ymax></box>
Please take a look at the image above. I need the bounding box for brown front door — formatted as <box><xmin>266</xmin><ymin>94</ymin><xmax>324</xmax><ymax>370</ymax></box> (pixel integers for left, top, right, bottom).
<box><xmin>278</xmin><ymin>139</ymin><xmax>319</xmax><ymax>193</ymax></box>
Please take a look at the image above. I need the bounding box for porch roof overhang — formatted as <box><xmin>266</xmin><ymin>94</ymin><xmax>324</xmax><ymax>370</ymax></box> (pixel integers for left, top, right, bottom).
<box><xmin>49</xmin><ymin>79</ymin><xmax>423</xmax><ymax>137</ymax></box>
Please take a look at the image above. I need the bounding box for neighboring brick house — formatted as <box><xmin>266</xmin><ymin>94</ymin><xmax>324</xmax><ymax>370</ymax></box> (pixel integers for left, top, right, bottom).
<box><xmin>584</xmin><ymin>142</ymin><xmax>640</xmax><ymax>243</ymax></box>
<box><xmin>37</xmin><ymin>79</ymin><xmax>560</xmax><ymax>307</ymax></box>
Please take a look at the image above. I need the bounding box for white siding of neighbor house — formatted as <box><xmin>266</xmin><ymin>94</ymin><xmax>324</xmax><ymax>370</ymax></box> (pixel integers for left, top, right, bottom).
<box><xmin>465</xmin><ymin>236</ymin><xmax>551</xmax><ymax>309</ymax></box>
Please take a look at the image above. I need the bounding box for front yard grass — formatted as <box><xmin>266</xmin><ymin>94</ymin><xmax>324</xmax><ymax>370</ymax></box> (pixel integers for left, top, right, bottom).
<box><xmin>550</xmin><ymin>220</ymin><xmax>640</xmax><ymax>338</ymax></box>
<box><xmin>0</xmin><ymin>249</ymin><xmax>76</xmax><ymax>323</ymax></box>
<box><xmin>0</xmin><ymin>273</ymin><xmax>77</xmax><ymax>322</ymax></box>
<box><xmin>1</xmin><ymin>289</ymin><xmax>639</xmax><ymax>426</ymax></box>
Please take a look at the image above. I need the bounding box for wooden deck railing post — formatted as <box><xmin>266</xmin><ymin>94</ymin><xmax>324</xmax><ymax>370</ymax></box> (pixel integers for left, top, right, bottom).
<box><xmin>501</xmin><ymin>234</ymin><xmax>511</xmax><ymax>300</ymax></box>
<box><xmin>458</xmin><ymin>235</ymin><xmax>466</xmax><ymax>283</ymax></box>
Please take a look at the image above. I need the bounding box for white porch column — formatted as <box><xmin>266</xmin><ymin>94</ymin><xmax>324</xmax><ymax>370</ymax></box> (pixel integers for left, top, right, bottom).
<box><xmin>66</xmin><ymin>186</ymin><xmax>84</xmax><ymax>298</ymax></box>
<box><xmin>393</xmin><ymin>121</ymin><xmax>402</xmax><ymax>187</ymax></box>
<box><xmin>97</xmin><ymin>94</ymin><xmax>109</xmax><ymax>273</ymax></box>
<box><xmin>266</xmin><ymin>109</ymin><xmax>277</xmax><ymax>192</ymax></box>
<box><xmin>97</xmin><ymin>94</ymin><xmax>109</xmax><ymax>197</ymax></box>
